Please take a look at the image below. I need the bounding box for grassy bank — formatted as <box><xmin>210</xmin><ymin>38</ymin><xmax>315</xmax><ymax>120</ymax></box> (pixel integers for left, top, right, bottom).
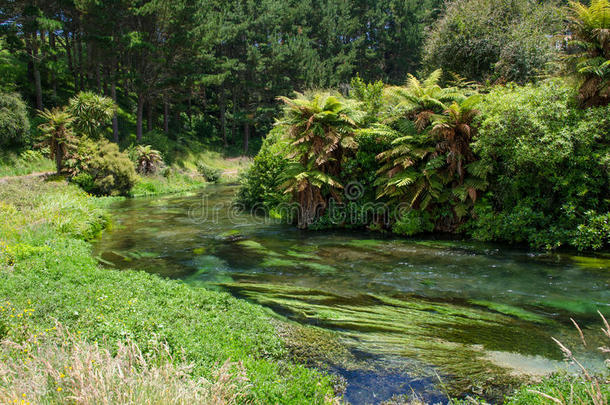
<box><xmin>0</xmin><ymin>176</ymin><xmax>336</xmax><ymax>403</ymax></box>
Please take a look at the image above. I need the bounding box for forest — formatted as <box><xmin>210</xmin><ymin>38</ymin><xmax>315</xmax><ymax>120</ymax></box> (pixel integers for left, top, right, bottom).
<box><xmin>0</xmin><ymin>0</ymin><xmax>609</xmax><ymax>404</ymax></box>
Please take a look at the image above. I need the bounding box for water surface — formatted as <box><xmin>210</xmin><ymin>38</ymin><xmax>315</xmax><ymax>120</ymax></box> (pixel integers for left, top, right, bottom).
<box><xmin>93</xmin><ymin>185</ymin><xmax>610</xmax><ymax>404</ymax></box>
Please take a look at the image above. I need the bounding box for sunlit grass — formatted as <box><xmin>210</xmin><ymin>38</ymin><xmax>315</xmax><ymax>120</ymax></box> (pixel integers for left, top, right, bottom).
<box><xmin>0</xmin><ymin>176</ymin><xmax>338</xmax><ymax>403</ymax></box>
<box><xmin>0</xmin><ymin>150</ymin><xmax>54</xmax><ymax>177</ymax></box>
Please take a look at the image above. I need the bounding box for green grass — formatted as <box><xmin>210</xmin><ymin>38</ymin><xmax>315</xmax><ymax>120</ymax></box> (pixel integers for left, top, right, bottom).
<box><xmin>0</xmin><ymin>150</ymin><xmax>54</xmax><ymax>177</ymax></box>
<box><xmin>505</xmin><ymin>373</ymin><xmax>610</xmax><ymax>404</ymax></box>
<box><xmin>0</xmin><ymin>177</ymin><xmax>337</xmax><ymax>404</ymax></box>
<box><xmin>172</xmin><ymin>149</ymin><xmax>251</xmax><ymax>182</ymax></box>
<box><xmin>132</xmin><ymin>172</ymin><xmax>207</xmax><ymax>197</ymax></box>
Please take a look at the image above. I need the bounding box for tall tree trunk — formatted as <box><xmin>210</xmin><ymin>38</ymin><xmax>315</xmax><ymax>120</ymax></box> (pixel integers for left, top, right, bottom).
<box><xmin>243</xmin><ymin>121</ymin><xmax>249</xmax><ymax>155</ymax></box>
<box><xmin>219</xmin><ymin>90</ymin><xmax>227</xmax><ymax>147</ymax></box>
<box><xmin>163</xmin><ymin>96</ymin><xmax>169</xmax><ymax>133</ymax></box>
<box><xmin>50</xmin><ymin>32</ymin><xmax>57</xmax><ymax>100</ymax></box>
<box><xmin>55</xmin><ymin>145</ymin><xmax>63</xmax><ymax>174</ymax></box>
<box><xmin>111</xmin><ymin>79</ymin><xmax>119</xmax><ymax>143</ymax></box>
<box><xmin>231</xmin><ymin>91</ymin><xmax>237</xmax><ymax>144</ymax></box>
<box><xmin>29</xmin><ymin>35</ymin><xmax>43</xmax><ymax>110</ymax></box>
<box><xmin>147</xmin><ymin>101</ymin><xmax>154</xmax><ymax>132</ymax></box>
<box><xmin>136</xmin><ymin>94</ymin><xmax>144</xmax><ymax>141</ymax></box>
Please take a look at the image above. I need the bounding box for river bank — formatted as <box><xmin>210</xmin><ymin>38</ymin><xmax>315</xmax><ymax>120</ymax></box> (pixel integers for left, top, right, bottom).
<box><xmin>0</xmin><ymin>176</ymin><xmax>338</xmax><ymax>403</ymax></box>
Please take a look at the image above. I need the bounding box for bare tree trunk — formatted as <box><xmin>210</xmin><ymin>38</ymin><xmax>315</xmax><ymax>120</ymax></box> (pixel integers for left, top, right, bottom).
<box><xmin>147</xmin><ymin>101</ymin><xmax>153</xmax><ymax>132</ymax></box>
<box><xmin>243</xmin><ymin>121</ymin><xmax>249</xmax><ymax>155</ymax></box>
<box><xmin>136</xmin><ymin>94</ymin><xmax>144</xmax><ymax>141</ymax></box>
<box><xmin>163</xmin><ymin>96</ymin><xmax>169</xmax><ymax>133</ymax></box>
<box><xmin>219</xmin><ymin>90</ymin><xmax>227</xmax><ymax>147</ymax></box>
<box><xmin>30</xmin><ymin>35</ymin><xmax>43</xmax><ymax>110</ymax></box>
<box><xmin>111</xmin><ymin>79</ymin><xmax>119</xmax><ymax>143</ymax></box>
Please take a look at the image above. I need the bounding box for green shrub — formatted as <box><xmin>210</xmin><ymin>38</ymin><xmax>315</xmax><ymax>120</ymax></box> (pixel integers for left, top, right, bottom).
<box><xmin>572</xmin><ymin>211</ymin><xmax>610</xmax><ymax>251</ymax></box>
<box><xmin>392</xmin><ymin>210</ymin><xmax>435</xmax><ymax>236</ymax></box>
<box><xmin>69</xmin><ymin>139</ymin><xmax>137</xmax><ymax>196</ymax></box>
<box><xmin>470</xmin><ymin>80</ymin><xmax>610</xmax><ymax>250</ymax></box>
<box><xmin>422</xmin><ymin>0</ymin><xmax>564</xmax><ymax>83</ymax></box>
<box><xmin>0</xmin><ymin>92</ymin><xmax>30</xmax><ymax>147</ymax></box>
<box><xmin>236</xmin><ymin>127</ymin><xmax>290</xmax><ymax>209</ymax></box>
<box><xmin>197</xmin><ymin>163</ymin><xmax>221</xmax><ymax>183</ymax></box>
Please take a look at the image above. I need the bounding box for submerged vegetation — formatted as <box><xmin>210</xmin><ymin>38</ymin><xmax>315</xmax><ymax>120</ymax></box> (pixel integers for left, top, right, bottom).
<box><xmin>0</xmin><ymin>0</ymin><xmax>609</xmax><ymax>403</ymax></box>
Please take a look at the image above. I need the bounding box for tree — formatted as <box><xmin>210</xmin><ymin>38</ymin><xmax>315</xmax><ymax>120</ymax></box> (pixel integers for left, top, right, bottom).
<box><xmin>37</xmin><ymin>108</ymin><xmax>75</xmax><ymax>174</ymax></box>
<box><xmin>422</xmin><ymin>0</ymin><xmax>565</xmax><ymax>83</ymax></box>
<box><xmin>67</xmin><ymin>92</ymin><xmax>116</xmax><ymax>138</ymax></box>
<box><xmin>567</xmin><ymin>0</ymin><xmax>610</xmax><ymax>107</ymax></box>
<box><xmin>277</xmin><ymin>92</ymin><xmax>362</xmax><ymax>228</ymax></box>
<box><xmin>377</xmin><ymin>74</ymin><xmax>487</xmax><ymax>231</ymax></box>
<box><xmin>0</xmin><ymin>92</ymin><xmax>30</xmax><ymax>147</ymax></box>
<box><xmin>383</xmin><ymin>69</ymin><xmax>460</xmax><ymax>130</ymax></box>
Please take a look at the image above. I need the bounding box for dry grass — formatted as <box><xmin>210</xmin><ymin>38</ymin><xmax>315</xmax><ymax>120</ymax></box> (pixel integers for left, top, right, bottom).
<box><xmin>0</xmin><ymin>325</ymin><xmax>251</xmax><ymax>404</ymax></box>
<box><xmin>529</xmin><ymin>312</ymin><xmax>610</xmax><ymax>405</ymax></box>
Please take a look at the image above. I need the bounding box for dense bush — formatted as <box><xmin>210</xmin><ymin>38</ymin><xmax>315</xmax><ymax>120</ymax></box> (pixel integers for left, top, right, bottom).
<box><xmin>422</xmin><ymin>0</ymin><xmax>564</xmax><ymax>83</ymax></box>
<box><xmin>236</xmin><ymin>127</ymin><xmax>290</xmax><ymax>210</ymax></box>
<box><xmin>197</xmin><ymin>162</ymin><xmax>222</xmax><ymax>183</ymax></box>
<box><xmin>70</xmin><ymin>139</ymin><xmax>137</xmax><ymax>196</ymax></box>
<box><xmin>470</xmin><ymin>80</ymin><xmax>610</xmax><ymax>250</ymax></box>
<box><xmin>0</xmin><ymin>92</ymin><xmax>30</xmax><ymax>147</ymax></box>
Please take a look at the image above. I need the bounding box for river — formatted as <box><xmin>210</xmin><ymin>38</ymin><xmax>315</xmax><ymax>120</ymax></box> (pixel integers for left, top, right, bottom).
<box><xmin>93</xmin><ymin>185</ymin><xmax>610</xmax><ymax>404</ymax></box>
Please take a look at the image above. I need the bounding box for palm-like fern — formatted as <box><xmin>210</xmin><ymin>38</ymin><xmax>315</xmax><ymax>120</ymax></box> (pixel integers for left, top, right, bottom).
<box><xmin>568</xmin><ymin>0</ymin><xmax>610</xmax><ymax>106</ymax></box>
<box><xmin>68</xmin><ymin>91</ymin><xmax>117</xmax><ymax>138</ymax></box>
<box><xmin>383</xmin><ymin>69</ymin><xmax>463</xmax><ymax>130</ymax></box>
<box><xmin>277</xmin><ymin>92</ymin><xmax>362</xmax><ymax>228</ymax></box>
<box><xmin>134</xmin><ymin>145</ymin><xmax>164</xmax><ymax>174</ymax></box>
<box><xmin>376</xmin><ymin>95</ymin><xmax>488</xmax><ymax>231</ymax></box>
<box><xmin>37</xmin><ymin>108</ymin><xmax>75</xmax><ymax>174</ymax></box>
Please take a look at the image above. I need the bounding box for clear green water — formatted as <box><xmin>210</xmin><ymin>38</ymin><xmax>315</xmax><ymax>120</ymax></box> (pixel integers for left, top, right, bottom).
<box><xmin>93</xmin><ymin>185</ymin><xmax>610</xmax><ymax>404</ymax></box>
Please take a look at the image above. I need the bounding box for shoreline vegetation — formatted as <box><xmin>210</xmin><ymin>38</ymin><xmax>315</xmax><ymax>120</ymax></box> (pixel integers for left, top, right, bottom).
<box><xmin>0</xmin><ymin>0</ymin><xmax>608</xmax><ymax>402</ymax></box>
<box><xmin>0</xmin><ymin>175</ymin><xmax>339</xmax><ymax>404</ymax></box>
<box><xmin>0</xmin><ymin>175</ymin><xmax>607</xmax><ymax>404</ymax></box>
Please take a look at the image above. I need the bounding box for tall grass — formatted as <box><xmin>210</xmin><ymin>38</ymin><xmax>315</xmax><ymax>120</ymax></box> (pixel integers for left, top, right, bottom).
<box><xmin>0</xmin><ymin>150</ymin><xmax>54</xmax><ymax>177</ymax></box>
<box><xmin>0</xmin><ymin>325</ymin><xmax>251</xmax><ymax>404</ymax></box>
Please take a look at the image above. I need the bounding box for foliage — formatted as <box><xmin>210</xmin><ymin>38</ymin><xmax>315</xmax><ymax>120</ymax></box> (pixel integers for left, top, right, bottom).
<box><xmin>197</xmin><ymin>163</ymin><xmax>222</xmax><ymax>183</ymax></box>
<box><xmin>392</xmin><ymin>209</ymin><xmax>435</xmax><ymax>236</ymax></box>
<box><xmin>133</xmin><ymin>144</ymin><xmax>164</xmax><ymax>175</ymax></box>
<box><xmin>236</xmin><ymin>127</ymin><xmax>290</xmax><ymax>210</ymax></box>
<box><xmin>471</xmin><ymin>80</ymin><xmax>610</xmax><ymax>250</ymax></box>
<box><xmin>0</xmin><ymin>177</ymin><xmax>338</xmax><ymax>404</ymax></box>
<box><xmin>0</xmin><ymin>92</ymin><xmax>30</xmax><ymax>148</ymax></box>
<box><xmin>382</xmin><ymin>69</ymin><xmax>462</xmax><ymax>130</ymax></box>
<box><xmin>131</xmin><ymin>171</ymin><xmax>206</xmax><ymax>197</ymax></box>
<box><xmin>0</xmin><ymin>150</ymin><xmax>53</xmax><ymax>177</ymax></box>
<box><xmin>67</xmin><ymin>91</ymin><xmax>117</xmax><ymax>138</ymax></box>
<box><xmin>377</xmin><ymin>71</ymin><xmax>486</xmax><ymax>232</ymax></box>
<box><xmin>567</xmin><ymin>0</ymin><xmax>610</xmax><ymax>107</ymax></box>
<box><xmin>422</xmin><ymin>0</ymin><xmax>565</xmax><ymax>83</ymax></box>
<box><xmin>69</xmin><ymin>139</ymin><xmax>137</xmax><ymax>196</ymax></box>
<box><xmin>277</xmin><ymin>92</ymin><xmax>363</xmax><ymax>229</ymax></box>
<box><xmin>36</xmin><ymin>108</ymin><xmax>75</xmax><ymax>174</ymax></box>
